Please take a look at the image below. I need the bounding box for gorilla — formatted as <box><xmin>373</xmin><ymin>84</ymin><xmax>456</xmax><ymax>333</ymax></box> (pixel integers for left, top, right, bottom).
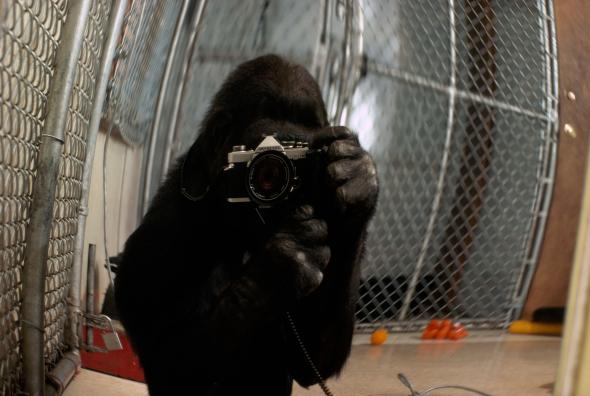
<box><xmin>115</xmin><ymin>54</ymin><xmax>379</xmax><ymax>396</ymax></box>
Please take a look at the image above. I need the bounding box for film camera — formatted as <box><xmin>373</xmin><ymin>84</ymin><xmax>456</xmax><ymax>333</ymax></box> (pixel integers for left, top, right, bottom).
<box><xmin>224</xmin><ymin>135</ymin><xmax>324</xmax><ymax>207</ymax></box>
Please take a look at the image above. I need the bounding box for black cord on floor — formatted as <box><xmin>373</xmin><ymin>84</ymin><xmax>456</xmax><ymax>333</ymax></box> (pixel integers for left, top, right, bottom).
<box><xmin>285</xmin><ymin>311</ymin><xmax>335</xmax><ymax>396</ymax></box>
<box><xmin>285</xmin><ymin>313</ymin><xmax>491</xmax><ymax>396</ymax></box>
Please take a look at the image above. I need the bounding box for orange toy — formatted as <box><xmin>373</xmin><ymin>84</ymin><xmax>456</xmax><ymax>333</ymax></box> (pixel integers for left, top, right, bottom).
<box><xmin>434</xmin><ymin>320</ymin><xmax>452</xmax><ymax>339</ymax></box>
<box><xmin>421</xmin><ymin>319</ymin><xmax>441</xmax><ymax>339</ymax></box>
<box><xmin>448</xmin><ymin>323</ymin><xmax>469</xmax><ymax>340</ymax></box>
<box><xmin>421</xmin><ymin>319</ymin><xmax>469</xmax><ymax>341</ymax></box>
<box><xmin>371</xmin><ymin>328</ymin><xmax>389</xmax><ymax>345</ymax></box>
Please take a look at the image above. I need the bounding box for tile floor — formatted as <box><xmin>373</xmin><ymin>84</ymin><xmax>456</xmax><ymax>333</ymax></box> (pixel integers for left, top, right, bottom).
<box><xmin>64</xmin><ymin>332</ymin><xmax>561</xmax><ymax>396</ymax></box>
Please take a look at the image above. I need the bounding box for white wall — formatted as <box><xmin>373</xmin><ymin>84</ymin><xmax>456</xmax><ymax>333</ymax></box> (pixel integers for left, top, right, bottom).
<box><xmin>80</xmin><ymin>128</ymin><xmax>144</xmax><ymax>310</ymax></box>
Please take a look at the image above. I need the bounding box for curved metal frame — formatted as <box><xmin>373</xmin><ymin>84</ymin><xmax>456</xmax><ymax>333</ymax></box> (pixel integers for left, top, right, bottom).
<box><xmin>335</xmin><ymin>0</ymin><xmax>364</xmax><ymax>124</ymax></box>
<box><xmin>351</xmin><ymin>0</ymin><xmax>558</xmax><ymax>330</ymax></box>
<box><xmin>68</xmin><ymin>0</ymin><xmax>129</xmax><ymax>351</ymax></box>
<box><xmin>140</xmin><ymin>0</ymin><xmax>192</xmax><ymax>215</ymax></box>
<box><xmin>160</xmin><ymin>0</ymin><xmax>209</xmax><ymax>185</ymax></box>
<box><xmin>130</xmin><ymin>0</ymin><xmax>557</xmax><ymax>332</ymax></box>
<box><xmin>22</xmin><ymin>1</ymin><xmax>92</xmax><ymax>393</ymax></box>
<box><xmin>509</xmin><ymin>0</ymin><xmax>560</xmax><ymax>322</ymax></box>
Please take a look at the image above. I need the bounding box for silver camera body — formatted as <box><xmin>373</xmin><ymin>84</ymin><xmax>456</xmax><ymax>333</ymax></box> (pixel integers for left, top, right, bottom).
<box><xmin>224</xmin><ymin>135</ymin><xmax>321</xmax><ymax>207</ymax></box>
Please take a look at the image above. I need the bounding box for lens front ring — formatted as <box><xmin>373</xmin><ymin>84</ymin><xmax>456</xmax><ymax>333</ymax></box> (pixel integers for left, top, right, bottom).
<box><xmin>247</xmin><ymin>151</ymin><xmax>293</xmax><ymax>204</ymax></box>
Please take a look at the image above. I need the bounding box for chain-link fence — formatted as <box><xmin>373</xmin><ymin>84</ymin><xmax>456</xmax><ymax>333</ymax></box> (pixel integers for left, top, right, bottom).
<box><xmin>0</xmin><ymin>0</ymin><xmax>112</xmax><ymax>391</ymax></box>
<box><xmin>353</xmin><ymin>0</ymin><xmax>558</xmax><ymax>330</ymax></box>
<box><xmin>107</xmin><ymin>1</ymin><xmax>185</xmax><ymax>147</ymax></box>
<box><xmin>44</xmin><ymin>0</ymin><xmax>112</xmax><ymax>370</ymax></box>
<box><xmin>0</xmin><ymin>1</ymin><xmax>558</xmax><ymax>390</ymax></box>
<box><xmin>0</xmin><ymin>1</ymin><xmax>68</xmax><ymax>392</ymax></box>
<box><xmin>142</xmin><ymin>0</ymin><xmax>557</xmax><ymax>332</ymax></box>
<box><xmin>140</xmin><ymin>0</ymin><xmax>350</xmax><ymax>205</ymax></box>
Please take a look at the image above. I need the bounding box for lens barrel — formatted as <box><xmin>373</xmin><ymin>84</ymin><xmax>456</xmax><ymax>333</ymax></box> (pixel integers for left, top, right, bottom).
<box><xmin>247</xmin><ymin>152</ymin><xmax>292</xmax><ymax>203</ymax></box>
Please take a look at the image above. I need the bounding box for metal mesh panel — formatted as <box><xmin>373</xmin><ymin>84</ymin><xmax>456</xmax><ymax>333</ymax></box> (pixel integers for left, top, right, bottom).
<box><xmin>354</xmin><ymin>0</ymin><xmax>557</xmax><ymax>330</ymax></box>
<box><xmin>142</xmin><ymin>0</ymin><xmax>557</xmax><ymax>332</ymax></box>
<box><xmin>0</xmin><ymin>0</ymin><xmax>67</xmax><ymax>392</ymax></box>
<box><xmin>43</xmin><ymin>0</ymin><xmax>111</xmax><ymax>369</ymax></box>
<box><xmin>141</xmin><ymin>0</ymin><xmax>338</xmax><ymax>202</ymax></box>
<box><xmin>172</xmin><ymin>0</ymin><xmax>329</xmax><ymax>160</ymax></box>
<box><xmin>107</xmin><ymin>1</ymin><xmax>184</xmax><ymax>146</ymax></box>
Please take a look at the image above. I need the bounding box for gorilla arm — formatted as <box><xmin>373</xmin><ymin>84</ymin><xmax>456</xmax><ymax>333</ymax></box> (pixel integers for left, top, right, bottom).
<box><xmin>179</xmin><ymin>205</ymin><xmax>330</xmax><ymax>381</ymax></box>
<box><xmin>116</xmin><ymin>184</ymin><xmax>331</xmax><ymax>388</ymax></box>
<box><xmin>192</xmin><ymin>205</ymin><xmax>332</xmax><ymax>376</ymax></box>
<box><xmin>286</xmin><ymin>127</ymin><xmax>379</xmax><ymax>386</ymax></box>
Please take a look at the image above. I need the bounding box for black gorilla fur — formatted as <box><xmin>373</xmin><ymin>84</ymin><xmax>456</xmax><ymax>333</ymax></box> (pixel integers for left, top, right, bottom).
<box><xmin>115</xmin><ymin>54</ymin><xmax>379</xmax><ymax>396</ymax></box>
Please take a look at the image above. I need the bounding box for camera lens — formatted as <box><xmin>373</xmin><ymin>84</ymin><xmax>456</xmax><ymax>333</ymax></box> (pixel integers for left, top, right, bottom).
<box><xmin>248</xmin><ymin>153</ymin><xmax>291</xmax><ymax>202</ymax></box>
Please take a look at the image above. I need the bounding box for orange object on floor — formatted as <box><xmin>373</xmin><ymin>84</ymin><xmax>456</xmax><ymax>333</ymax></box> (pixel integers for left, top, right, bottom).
<box><xmin>434</xmin><ymin>321</ymin><xmax>452</xmax><ymax>339</ymax></box>
<box><xmin>371</xmin><ymin>328</ymin><xmax>389</xmax><ymax>345</ymax></box>
<box><xmin>421</xmin><ymin>319</ymin><xmax>469</xmax><ymax>341</ymax></box>
<box><xmin>448</xmin><ymin>323</ymin><xmax>469</xmax><ymax>340</ymax></box>
<box><xmin>425</xmin><ymin>319</ymin><xmax>442</xmax><ymax>330</ymax></box>
<box><xmin>421</xmin><ymin>328</ymin><xmax>439</xmax><ymax>340</ymax></box>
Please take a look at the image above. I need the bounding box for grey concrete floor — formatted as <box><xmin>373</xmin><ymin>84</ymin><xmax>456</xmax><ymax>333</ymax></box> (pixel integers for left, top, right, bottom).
<box><xmin>64</xmin><ymin>332</ymin><xmax>560</xmax><ymax>396</ymax></box>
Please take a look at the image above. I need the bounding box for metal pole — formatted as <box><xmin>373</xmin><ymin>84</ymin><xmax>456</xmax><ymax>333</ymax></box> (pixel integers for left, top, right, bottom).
<box><xmin>160</xmin><ymin>0</ymin><xmax>208</xmax><ymax>182</ymax></box>
<box><xmin>507</xmin><ymin>0</ymin><xmax>559</xmax><ymax>322</ymax></box>
<box><xmin>68</xmin><ymin>0</ymin><xmax>129</xmax><ymax>351</ymax></box>
<box><xmin>140</xmin><ymin>0</ymin><xmax>191</xmax><ymax>215</ymax></box>
<box><xmin>45</xmin><ymin>351</ymin><xmax>81</xmax><ymax>396</ymax></box>
<box><xmin>22</xmin><ymin>1</ymin><xmax>92</xmax><ymax>394</ymax></box>
<box><xmin>86</xmin><ymin>244</ymin><xmax>97</xmax><ymax>348</ymax></box>
<box><xmin>334</xmin><ymin>0</ymin><xmax>353</xmax><ymax>124</ymax></box>
<box><xmin>339</xmin><ymin>0</ymin><xmax>364</xmax><ymax>124</ymax></box>
<box><xmin>311</xmin><ymin>0</ymin><xmax>330</xmax><ymax>82</ymax></box>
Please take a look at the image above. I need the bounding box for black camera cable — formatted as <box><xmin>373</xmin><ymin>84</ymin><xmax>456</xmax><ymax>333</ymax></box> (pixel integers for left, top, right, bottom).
<box><xmin>285</xmin><ymin>311</ymin><xmax>335</xmax><ymax>396</ymax></box>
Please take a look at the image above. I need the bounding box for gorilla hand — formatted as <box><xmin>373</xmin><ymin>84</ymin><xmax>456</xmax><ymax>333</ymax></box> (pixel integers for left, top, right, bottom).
<box><xmin>260</xmin><ymin>205</ymin><xmax>331</xmax><ymax>299</ymax></box>
<box><xmin>311</xmin><ymin>127</ymin><xmax>379</xmax><ymax>224</ymax></box>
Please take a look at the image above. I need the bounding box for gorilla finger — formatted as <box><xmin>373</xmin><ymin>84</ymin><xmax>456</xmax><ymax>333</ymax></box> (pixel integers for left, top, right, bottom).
<box><xmin>292</xmin><ymin>245</ymin><xmax>330</xmax><ymax>271</ymax></box>
<box><xmin>309</xmin><ymin>126</ymin><xmax>353</xmax><ymax>149</ymax></box>
<box><xmin>294</xmin><ymin>263</ymin><xmax>324</xmax><ymax>297</ymax></box>
<box><xmin>327</xmin><ymin>139</ymin><xmax>363</xmax><ymax>161</ymax></box>
<box><xmin>289</xmin><ymin>249</ymin><xmax>330</xmax><ymax>295</ymax></box>
<box><xmin>335</xmin><ymin>174</ymin><xmax>379</xmax><ymax>213</ymax></box>
<box><xmin>289</xmin><ymin>204</ymin><xmax>315</xmax><ymax>221</ymax></box>
<box><xmin>265</xmin><ymin>235</ymin><xmax>298</xmax><ymax>256</ymax></box>
<box><xmin>297</xmin><ymin>218</ymin><xmax>329</xmax><ymax>244</ymax></box>
<box><xmin>309</xmin><ymin>245</ymin><xmax>331</xmax><ymax>271</ymax></box>
<box><xmin>327</xmin><ymin>158</ymin><xmax>366</xmax><ymax>186</ymax></box>
<box><xmin>360</xmin><ymin>153</ymin><xmax>377</xmax><ymax>179</ymax></box>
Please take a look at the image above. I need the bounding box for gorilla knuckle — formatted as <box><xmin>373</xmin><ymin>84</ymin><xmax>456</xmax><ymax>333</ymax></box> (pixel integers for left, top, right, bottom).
<box><xmin>335</xmin><ymin>186</ymin><xmax>349</xmax><ymax>209</ymax></box>
<box><xmin>307</xmin><ymin>218</ymin><xmax>328</xmax><ymax>239</ymax></box>
<box><xmin>265</xmin><ymin>236</ymin><xmax>296</xmax><ymax>257</ymax></box>
<box><xmin>369</xmin><ymin>173</ymin><xmax>379</xmax><ymax>189</ymax></box>
<box><xmin>327</xmin><ymin>140</ymin><xmax>344</xmax><ymax>157</ymax></box>
<box><xmin>332</xmin><ymin>139</ymin><xmax>362</xmax><ymax>159</ymax></box>
<box><xmin>317</xmin><ymin>245</ymin><xmax>331</xmax><ymax>268</ymax></box>
<box><xmin>294</xmin><ymin>250</ymin><xmax>309</xmax><ymax>266</ymax></box>
<box><xmin>293</xmin><ymin>204</ymin><xmax>314</xmax><ymax>220</ymax></box>
<box><xmin>335</xmin><ymin>126</ymin><xmax>353</xmax><ymax>137</ymax></box>
<box><xmin>366</xmin><ymin>162</ymin><xmax>377</xmax><ymax>179</ymax></box>
<box><xmin>327</xmin><ymin>161</ymin><xmax>345</xmax><ymax>181</ymax></box>
<box><xmin>298</xmin><ymin>267</ymin><xmax>323</xmax><ymax>295</ymax></box>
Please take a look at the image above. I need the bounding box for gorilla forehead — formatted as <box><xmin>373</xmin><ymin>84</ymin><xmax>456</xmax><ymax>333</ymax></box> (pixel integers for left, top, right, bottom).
<box><xmin>214</xmin><ymin>54</ymin><xmax>329</xmax><ymax>132</ymax></box>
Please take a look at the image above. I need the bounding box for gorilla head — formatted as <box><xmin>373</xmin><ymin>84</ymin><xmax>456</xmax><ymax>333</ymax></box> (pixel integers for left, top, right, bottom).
<box><xmin>180</xmin><ymin>54</ymin><xmax>329</xmax><ymax>202</ymax></box>
<box><xmin>115</xmin><ymin>54</ymin><xmax>378</xmax><ymax>396</ymax></box>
